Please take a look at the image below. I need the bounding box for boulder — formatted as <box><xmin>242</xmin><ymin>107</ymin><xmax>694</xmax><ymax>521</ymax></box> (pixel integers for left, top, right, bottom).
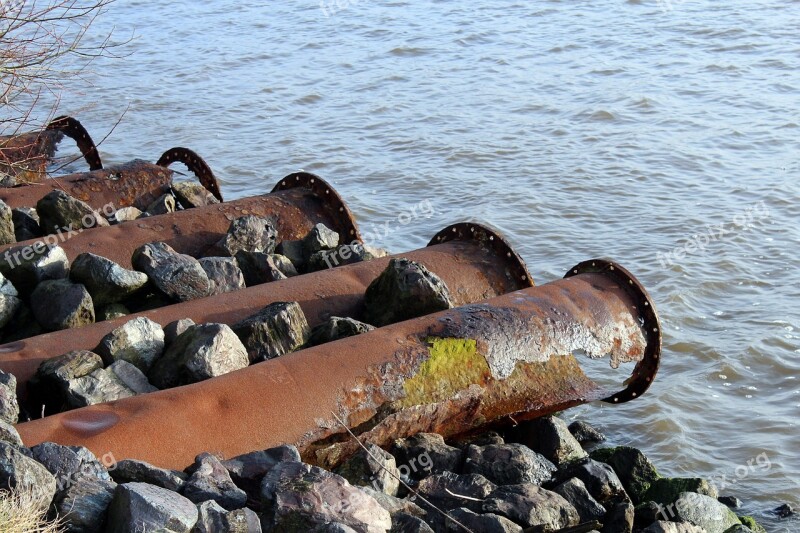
<box><xmin>0</xmin><ymin>243</ymin><xmax>69</xmax><ymax>296</ymax></box>
<box><xmin>306</xmin><ymin>316</ymin><xmax>376</xmax><ymax>347</ymax></box>
<box><xmin>221</xmin><ymin>444</ymin><xmax>300</xmax><ymax>507</ymax></box>
<box><xmin>718</xmin><ymin>495</ymin><xmax>742</xmax><ymax>508</ymax></box>
<box><xmin>70</xmin><ymin>253</ymin><xmax>149</xmax><ymax>305</ymax></box>
<box><xmin>641</xmin><ymin>522</ymin><xmax>708</xmax><ymax>533</ymax></box>
<box><xmin>28</xmin><ymin>350</ymin><xmax>104</xmax><ymax>415</ymax></box>
<box><xmin>30</xmin><ymin>279</ymin><xmax>94</xmax><ymax>331</ymax></box>
<box><xmin>363</xmin><ymin>258</ymin><xmax>453</xmax><ymax>327</ymax></box>
<box><xmin>303</xmin><ymin>223</ymin><xmax>339</xmax><ymax>256</ymax></box>
<box><xmin>96</xmin><ymin>303</ymin><xmax>130</xmax><ymax>321</ymax></box>
<box><xmin>416</xmin><ymin>472</ymin><xmax>496</xmax><ymax>514</ymax></box>
<box><xmin>215</xmin><ymin>215</ymin><xmax>278</xmax><ymax>257</ymax></box>
<box><xmin>0</xmin><ymin>302</ymin><xmax>42</xmax><ymax>341</ymax></box>
<box><xmin>67</xmin><ymin>360</ymin><xmax>157</xmax><ymax>408</ymax></box>
<box><xmin>232</xmin><ymin>301</ymin><xmax>310</xmax><ymax>363</ymax></box>
<box><xmin>275</xmin><ymin>239</ymin><xmax>305</xmax><ymax>272</ymax></box>
<box><xmin>11</xmin><ymin>207</ymin><xmax>42</xmax><ymax>242</ymax></box>
<box><xmin>199</xmin><ymin>257</ymin><xmax>246</xmax><ymax>295</ymax></box>
<box><xmin>513</xmin><ymin>415</ymin><xmax>587</xmax><ymax>467</ymax></box>
<box><xmin>148</xmin><ymin>323</ymin><xmax>249</xmax><ymax>389</ymax></box>
<box><xmin>601</xmin><ymin>499</ymin><xmax>635</xmax><ymax>533</ymax></box>
<box><xmin>591</xmin><ymin>446</ymin><xmax>660</xmax><ymax>504</ymax></box>
<box><xmin>464</xmin><ymin>443</ymin><xmax>556</xmax><ymax>486</ymax></box>
<box><xmin>669</xmin><ymin>492</ymin><xmax>741</xmax><ymax>533</ymax></box>
<box><xmin>391</xmin><ymin>433</ymin><xmax>463</xmax><ymax>482</ymax></box>
<box><xmin>30</xmin><ymin>442</ymin><xmax>112</xmax><ymax>493</ymax></box>
<box><xmin>108</xmin><ymin>206</ymin><xmax>142</xmax><ymax>224</ymax></box>
<box><xmin>106</xmin><ymin>482</ymin><xmax>199</xmax><ymax>533</ymax></box>
<box><xmin>234</xmin><ymin>251</ymin><xmax>297</xmax><ymax>286</ymax></box>
<box><xmin>172</xmin><ymin>181</ymin><xmax>219</xmax><ymax>209</ymax></box>
<box><xmin>132</xmin><ymin>241</ymin><xmax>211</xmax><ymax>302</ymax></box>
<box><xmin>445</xmin><ymin>507</ymin><xmax>522</xmax><ymax>532</ymax></box>
<box><xmin>145</xmin><ymin>193</ymin><xmax>176</xmax><ymax>215</ymax></box>
<box><xmin>96</xmin><ymin>316</ymin><xmax>165</xmax><ymax>372</ymax></box>
<box><xmin>359</xmin><ymin>486</ymin><xmax>426</xmax><ymax>518</ymax></box>
<box><xmin>0</xmin><ymin>442</ymin><xmax>58</xmax><ymax>512</ymax></box>
<box><xmin>568</xmin><ymin>420</ymin><xmax>606</xmax><ymax>444</ymax></box>
<box><xmin>562</xmin><ymin>458</ymin><xmax>627</xmax><ymax>504</ymax></box>
<box><xmin>36</xmin><ymin>190</ymin><xmax>107</xmax><ymax>234</ymax></box>
<box><xmin>336</xmin><ymin>443</ymin><xmax>400</xmax><ymax>496</ymax></box>
<box><xmin>482</xmin><ymin>483</ymin><xmax>579</xmax><ymax>530</ymax></box>
<box><xmin>0</xmin><ymin>292</ymin><xmax>21</xmax><ymax>329</ymax></box>
<box><xmin>391</xmin><ymin>513</ymin><xmax>435</xmax><ymax>532</ymax></box>
<box><xmin>0</xmin><ymin>199</ymin><xmax>16</xmax><ymax>245</ymax></box>
<box><xmin>164</xmin><ymin>318</ymin><xmax>196</xmax><ymax>345</ymax></box>
<box><xmin>0</xmin><ymin>419</ymin><xmax>22</xmax><ymax>446</ymax></box>
<box><xmin>183</xmin><ymin>453</ymin><xmax>247</xmax><ymax>511</ymax></box>
<box><xmin>110</xmin><ymin>459</ymin><xmax>188</xmax><ymax>492</ymax></box>
<box><xmin>0</xmin><ymin>370</ymin><xmax>19</xmax><ymax>424</ymax></box>
<box><xmin>553</xmin><ymin>477</ymin><xmax>606</xmax><ymax>522</ymax></box>
<box><xmin>54</xmin><ymin>478</ymin><xmax>116</xmax><ymax>533</ymax></box>
<box><xmin>642</xmin><ymin>477</ymin><xmax>718</xmax><ymax>506</ymax></box>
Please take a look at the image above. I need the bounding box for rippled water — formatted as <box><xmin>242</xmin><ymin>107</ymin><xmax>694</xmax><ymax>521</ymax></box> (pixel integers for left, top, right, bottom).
<box><xmin>36</xmin><ymin>0</ymin><xmax>800</xmax><ymax>529</ymax></box>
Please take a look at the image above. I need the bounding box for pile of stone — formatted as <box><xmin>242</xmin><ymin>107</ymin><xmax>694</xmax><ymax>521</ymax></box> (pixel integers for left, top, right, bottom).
<box><xmin>1</xmin><ymin>414</ymin><xmax>789</xmax><ymax>532</ymax></box>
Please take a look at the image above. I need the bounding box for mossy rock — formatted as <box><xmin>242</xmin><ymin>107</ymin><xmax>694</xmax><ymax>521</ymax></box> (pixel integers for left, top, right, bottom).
<box><xmin>641</xmin><ymin>477</ymin><xmax>717</xmax><ymax>506</ymax></box>
<box><xmin>589</xmin><ymin>446</ymin><xmax>660</xmax><ymax>503</ymax></box>
<box><xmin>736</xmin><ymin>515</ymin><xmax>767</xmax><ymax>533</ymax></box>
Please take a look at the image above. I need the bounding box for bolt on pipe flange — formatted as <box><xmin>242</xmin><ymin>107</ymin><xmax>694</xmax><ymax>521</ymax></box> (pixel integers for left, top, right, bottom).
<box><xmin>157</xmin><ymin>147</ymin><xmax>223</xmax><ymax>202</ymax></box>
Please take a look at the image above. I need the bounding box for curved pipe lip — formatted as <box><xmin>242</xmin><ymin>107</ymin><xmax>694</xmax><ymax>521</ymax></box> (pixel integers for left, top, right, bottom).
<box><xmin>45</xmin><ymin>116</ymin><xmax>103</xmax><ymax>171</ymax></box>
<box><xmin>157</xmin><ymin>147</ymin><xmax>224</xmax><ymax>203</ymax></box>
<box><xmin>272</xmin><ymin>172</ymin><xmax>362</xmax><ymax>244</ymax></box>
<box><xmin>564</xmin><ymin>258</ymin><xmax>662</xmax><ymax>405</ymax></box>
<box><xmin>428</xmin><ymin>221</ymin><xmax>534</xmax><ymax>289</ymax></box>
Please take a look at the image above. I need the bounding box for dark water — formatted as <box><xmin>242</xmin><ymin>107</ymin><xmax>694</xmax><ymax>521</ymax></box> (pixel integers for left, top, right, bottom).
<box><xmin>34</xmin><ymin>0</ymin><xmax>800</xmax><ymax>529</ymax></box>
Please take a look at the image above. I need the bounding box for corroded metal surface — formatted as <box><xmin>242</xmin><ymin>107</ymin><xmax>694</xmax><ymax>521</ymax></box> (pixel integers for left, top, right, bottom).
<box><xmin>157</xmin><ymin>147</ymin><xmax>223</xmax><ymax>202</ymax></box>
<box><xmin>0</xmin><ymin>227</ymin><xmax>533</xmax><ymax>389</ymax></box>
<box><xmin>14</xmin><ymin>260</ymin><xmax>660</xmax><ymax>471</ymax></box>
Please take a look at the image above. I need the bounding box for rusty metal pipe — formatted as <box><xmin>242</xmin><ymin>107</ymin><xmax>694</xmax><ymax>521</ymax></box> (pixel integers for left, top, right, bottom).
<box><xmin>0</xmin><ymin>224</ymin><xmax>532</xmax><ymax>389</ymax></box>
<box><xmin>14</xmin><ymin>259</ymin><xmax>660</xmax><ymax>470</ymax></box>
<box><xmin>0</xmin><ymin>172</ymin><xmax>359</xmax><ymax>268</ymax></box>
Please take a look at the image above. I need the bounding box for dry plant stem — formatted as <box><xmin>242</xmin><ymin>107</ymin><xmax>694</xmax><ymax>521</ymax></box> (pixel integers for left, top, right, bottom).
<box><xmin>0</xmin><ymin>487</ymin><xmax>64</xmax><ymax>533</ymax></box>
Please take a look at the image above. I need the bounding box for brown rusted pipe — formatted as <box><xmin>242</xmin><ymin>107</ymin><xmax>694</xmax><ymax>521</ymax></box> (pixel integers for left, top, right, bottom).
<box><xmin>0</xmin><ymin>172</ymin><xmax>359</xmax><ymax>268</ymax></box>
<box><xmin>14</xmin><ymin>259</ymin><xmax>660</xmax><ymax>470</ymax></box>
<box><xmin>0</xmin><ymin>224</ymin><xmax>532</xmax><ymax>389</ymax></box>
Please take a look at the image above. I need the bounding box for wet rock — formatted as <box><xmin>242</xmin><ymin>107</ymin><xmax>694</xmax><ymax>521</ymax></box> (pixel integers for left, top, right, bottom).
<box><xmin>172</xmin><ymin>181</ymin><xmax>220</xmax><ymax>209</ymax></box>
<box><xmin>183</xmin><ymin>453</ymin><xmax>247</xmax><ymax>511</ymax></box>
<box><xmin>642</xmin><ymin>477</ymin><xmax>718</xmax><ymax>506</ymax></box>
<box><xmin>0</xmin><ymin>199</ymin><xmax>16</xmax><ymax>245</ymax></box>
<box><xmin>232</xmin><ymin>301</ymin><xmax>310</xmax><ymax>363</ymax></box>
<box><xmin>445</xmin><ymin>507</ymin><xmax>523</xmax><ymax>532</ymax></box>
<box><xmin>0</xmin><ymin>441</ymin><xmax>58</xmax><ymax>512</ymax></box>
<box><xmin>106</xmin><ymin>482</ymin><xmax>199</xmax><ymax>533</ymax></box>
<box><xmin>67</xmin><ymin>360</ymin><xmax>157</xmax><ymax>408</ymax></box>
<box><xmin>452</xmin><ymin>431</ymin><xmax>505</xmax><ymax>449</ymax></box>
<box><xmin>568</xmin><ymin>420</ymin><xmax>606</xmax><ymax>445</ymax></box>
<box><xmin>307</xmin><ymin>316</ymin><xmax>376</xmax><ymax>347</ymax></box>
<box><xmin>360</xmin><ymin>486</ymin><xmax>426</xmax><ymax>518</ymax></box>
<box><xmin>199</xmin><ymin>256</ymin><xmax>246</xmax><ymax>295</ymax></box>
<box><xmin>738</xmin><ymin>515</ymin><xmax>767</xmax><ymax>533</ymax></box>
<box><xmin>392</xmin><ymin>433</ymin><xmax>463</xmax><ymax>482</ymax></box>
<box><xmin>146</xmin><ymin>193</ymin><xmax>176</xmax><ymax>215</ymax></box>
<box><xmin>670</xmin><ymin>492</ymin><xmax>741</xmax><ymax>533</ymax></box>
<box><xmin>416</xmin><ymin>472</ymin><xmax>496</xmax><ymax>514</ymax></box>
<box><xmin>260</xmin><ymin>461</ymin><xmax>391</xmax><ymax>532</ymax></box>
<box><xmin>0</xmin><ymin>419</ymin><xmax>22</xmax><ymax>446</ymax></box>
<box><xmin>0</xmin><ymin>370</ymin><xmax>19</xmax><ymax>424</ymax></box>
<box><xmin>11</xmin><ymin>206</ymin><xmax>42</xmax><ymax>241</ymax></box>
<box><xmin>482</xmin><ymin>483</ymin><xmax>579</xmax><ymax>530</ymax></box>
<box><xmin>54</xmin><ymin>477</ymin><xmax>116</xmax><ymax>533</ymax></box>
<box><xmin>148</xmin><ymin>323</ymin><xmax>249</xmax><ymax>389</ymax></box>
<box><xmin>215</xmin><ymin>215</ymin><xmax>278</xmax><ymax>257</ymax></box>
<box><xmin>96</xmin><ymin>316</ymin><xmax>165</xmax><ymax>372</ymax></box>
<box><xmin>336</xmin><ymin>443</ymin><xmax>400</xmax><ymax>496</ymax></box>
<box><xmin>36</xmin><ymin>190</ymin><xmax>108</xmax><ymax>234</ymax></box>
<box><xmin>642</xmin><ymin>521</ymin><xmax>707</xmax><ymax>533</ymax></box>
<box><xmin>303</xmin><ymin>223</ymin><xmax>339</xmax><ymax>256</ymax></box>
<box><xmin>0</xmin><ymin>243</ymin><xmax>69</xmax><ymax>296</ymax></box>
<box><xmin>513</xmin><ymin>415</ymin><xmax>587</xmax><ymax>467</ymax></box>
<box><xmin>275</xmin><ymin>239</ymin><xmax>306</xmax><ymax>272</ymax></box>
<box><xmin>718</xmin><ymin>495</ymin><xmax>742</xmax><ymax>508</ymax></box>
<box><xmin>31</xmin><ymin>279</ymin><xmax>94</xmax><ymax>331</ymax></box>
<box><xmin>221</xmin><ymin>444</ymin><xmax>300</xmax><ymax>507</ymax></box>
<box><xmin>164</xmin><ymin>318</ymin><xmax>196</xmax><ymax>345</ymax></box>
<box><xmin>132</xmin><ymin>241</ymin><xmax>211</xmax><ymax>302</ymax></box>
<box><xmin>234</xmin><ymin>251</ymin><xmax>298</xmax><ymax>286</ymax></box>
<box><xmin>590</xmin><ymin>446</ymin><xmax>660</xmax><ymax>503</ymax></box>
<box><xmin>364</xmin><ymin>258</ymin><xmax>453</xmax><ymax>327</ymax></box>
<box><xmin>553</xmin><ymin>477</ymin><xmax>606</xmax><ymax>522</ymax></box>
<box><xmin>464</xmin><ymin>443</ymin><xmax>556</xmax><ymax>486</ymax></box>
<box><xmin>391</xmin><ymin>512</ymin><xmax>435</xmax><ymax>533</ymax></box>
<box><xmin>111</xmin><ymin>459</ymin><xmax>188</xmax><ymax>492</ymax></box>
<box><xmin>634</xmin><ymin>500</ymin><xmax>663</xmax><ymax>529</ymax></box>
<box><xmin>774</xmin><ymin>503</ymin><xmax>795</xmax><ymax>518</ymax></box>
<box><xmin>108</xmin><ymin>206</ymin><xmax>142</xmax><ymax>224</ymax></box>
<box><xmin>70</xmin><ymin>253</ymin><xmax>149</xmax><ymax>305</ymax></box>
<box><xmin>96</xmin><ymin>303</ymin><xmax>130</xmax><ymax>321</ymax></box>
<box><xmin>725</xmin><ymin>526</ymin><xmax>756</xmax><ymax>533</ymax></box>
<box><xmin>601</xmin><ymin>499</ymin><xmax>635</xmax><ymax>533</ymax></box>
<box><xmin>561</xmin><ymin>458</ymin><xmax>626</xmax><ymax>503</ymax></box>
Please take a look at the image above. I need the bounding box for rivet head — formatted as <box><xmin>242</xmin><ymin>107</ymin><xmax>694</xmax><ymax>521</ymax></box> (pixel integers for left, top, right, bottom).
<box><xmin>349</xmin><ymin>229</ymin><xmax>355</xmax><ymax>235</ymax></box>
<box><xmin>632</xmin><ymin>392</ymin><xmax>638</xmax><ymax>397</ymax></box>
<box><xmin>282</xmin><ymin>181</ymin><xmax>287</xmax><ymax>186</ymax></box>
<box><xmin>489</xmin><ymin>236</ymin><xmax>494</xmax><ymax>241</ymax></box>
<box><xmin>452</xmin><ymin>228</ymin><xmax>457</xmax><ymax>232</ymax></box>
<box><xmin>339</xmin><ymin>207</ymin><xmax>344</xmax><ymax>212</ymax></box>
<box><xmin>610</xmin><ymin>265</ymin><xmax>615</xmax><ymax>271</ymax></box>
<box><xmin>574</xmin><ymin>269</ymin><xmax>578</xmax><ymax>274</ymax></box>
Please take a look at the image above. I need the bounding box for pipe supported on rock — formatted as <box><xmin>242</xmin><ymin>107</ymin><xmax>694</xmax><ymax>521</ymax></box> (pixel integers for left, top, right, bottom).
<box><xmin>0</xmin><ymin>224</ymin><xmax>532</xmax><ymax>389</ymax></box>
<box><xmin>15</xmin><ymin>259</ymin><xmax>660</xmax><ymax>471</ymax></box>
<box><xmin>0</xmin><ymin>172</ymin><xmax>359</xmax><ymax>268</ymax></box>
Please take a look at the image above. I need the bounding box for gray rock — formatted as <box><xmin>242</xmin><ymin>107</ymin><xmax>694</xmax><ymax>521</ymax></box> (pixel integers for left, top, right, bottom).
<box><xmin>31</xmin><ymin>279</ymin><xmax>94</xmax><ymax>331</ymax></box>
<box><xmin>199</xmin><ymin>256</ymin><xmax>246</xmax><ymax>295</ymax></box>
<box><xmin>70</xmin><ymin>253</ymin><xmax>149</xmax><ymax>305</ymax></box>
<box><xmin>336</xmin><ymin>443</ymin><xmax>400</xmax><ymax>496</ymax></box>
<box><xmin>774</xmin><ymin>503</ymin><xmax>794</xmax><ymax>517</ymax></box>
<box><xmin>553</xmin><ymin>477</ymin><xmax>606</xmax><ymax>522</ymax></box>
<box><xmin>515</xmin><ymin>416</ymin><xmax>588</xmax><ymax>468</ymax></box>
<box><xmin>391</xmin><ymin>512</ymin><xmax>435</xmax><ymax>533</ymax></box>
<box><xmin>0</xmin><ymin>441</ymin><xmax>58</xmax><ymax>512</ymax></box>
<box><xmin>307</xmin><ymin>243</ymin><xmax>388</xmax><ymax>271</ymax></box>
<box><xmin>359</xmin><ymin>486</ymin><xmax>426</xmax><ymax>518</ymax></box>
<box><xmin>28</xmin><ymin>350</ymin><xmax>104</xmax><ymax>415</ymax></box>
<box><xmin>642</xmin><ymin>477</ymin><xmax>718</xmax><ymax>506</ymax></box>
<box><xmin>132</xmin><ymin>241</ymin><xmax>211</xmax><ymax>302</ymax></box>
<box><xmin>364</xmin><ymin>258</ymin><xmax>453</xmax><ymax>327</ymax></box>
<box><xmin>670</xmin><ymin>492</ymin><xmax>741</xmax><ymax>533</ymax></box>
<box><xmin>642</xmin><ymin>521</ymin><xmax>707</xmax><ymax>533</ymax></box>
<box><xmin>275</xmin><ymin>239</ymin><xmax>306</xmax><ymax>272</ymax></box>
<box><xmin>0</xmin><ymin>293</ymin><xmax>21</xmax><ymax>329</ymax></box>
<box><xmin>718</xmin><ymin>495</ymin><xmax>742</xmax><ymax>508</ymax></box>
<box><xmin>108</xmin><ymin>206</ymin><xmax>142</xmax><ymax>224</ymax></box>
<box><xmin>482</xmin><ymin>483</ymin><xmax>579</xmax><ymax>530</ymax></box>
<box><xmin>568</xmin><ymin>420</ymin><xmax>606</xmax><ymax>444</ymax></box>
<box><xmin>0</xmin><ymin>199</ymin><xmax>16</xmax><ymax>245</ymax></box>
<box><xmin>221</xmin><ymin>444</ymin><xmax>301</xmax><ymax>506</ymax></box>
<box><xmin>234</xmin><ymin>251</ymin><xmax>298</xmax><ymax>286</ymax></box>
<box><xmin>36</xmin><ymin>190</ymin><xmax>107</xmax><ymax>234</ymax></box>
<box><xmin>416</xmin><ymin>472</ymin><xmax>496</xmax><ymax>514</ymax></box>
<box><xmin>260</xmin><ymin>461</ymin><xmax>391</xmax><ymax>533</ymax></box>
<box><xmin>54</xmin><ymin>478</ymin><xmax>116</xmax><ymax>533</ymax></box>
<box><xmin>183</xmin><ymin>453</ymin><xmax>247</xmax><ymax>511</ymax></box>
<box><xmin>30</xmin><ymin>442</ymin><xmax>112</xmax><ymax>493</ymax></box>
<box><xmin>464</xmin><ymin>443</ymin><xmax>556</xmax><ymax>486</ymax></box>
<box><xmin>303</xmin><ymin>223</ymin><xmax>339</xmax><ymax>255</ymax></box>
<box><xmin>392</xmin><ymin>433</ymin><xmax>463</xmax><ymax>482</ymax></box>
<box><xmin>452</xmin><ymin>432</ymin><xmax>505</xmax><ymax>449</ymax></box>
<box><xmin>601</xmin><ymin>499</ymin><xmax>634</xmax><ymax>533</ymax></box>
<box><xmin>106</xmin><ymin>482</ymin><xmax>199</xmax><ymax>533</ymax></box>
<box><xmin>216</xmin><ymin>215</ymin><xmax>278</xmax><ymax>257</ymax></box>
<box><xmin>0</xmin><ymin>242</ymin><xmax>69</xmax><ymax>296</ymax></box>
<box><xmin>172</xmin><ymin>181</ymin><xmax>220</xmax><ymax>209</ymax></box>
<box><xmin>724</xmin><ymin>526</ymin><xmax>755</xmax><ymax>533</ymax></box>
<box><xmin>146</xmin><ymin>193</ymin><xmax>177</xmax><ymax>215</ymax></box>
<box><xmin>445</xmin><ymin>507</ymin><xmax>523</xmax><ymax>532</ymax></box>
<box><xmin>590</xmin><ymin>446</ymin><xmax>660</xmax><ymax>504</ymax></box>
<box><xmin>192</xmin><ymin>500</ymin><xmax>228</xmax><ymax>533</ymax></box>
<box><xmin>0</xmin><ymin>173</ymin><xmax>15</xmax><ymax>188</ymax></box>
<box><xmin>220</xmin><ymin>507</ymin><xmax>262</xmax><ymax>533</ymax></box>
<box><xmin>307</xmin><ymin>316</ymin><xmax>376</xmax><ymax>347</ymax></box>
<box><xmin>0</xmin><ymin>370</ymin><xmax>19</xmax><ymax>424</ymax></box>
<box><xmin>11</xmin><ymin>206</ymin><xmax>42</xmax><ymax>242</ymax></box>
<box><xmin>96</xmin><ymin>303</ymin><xmax>130</xmax><ymax>321</ymax></box>
<box><xmin>0</xmin><ymin>301</ymin><xmax>42</xmax><ymax>341</ymax></box>
<box><xmin>148</xmin><ymin>323</ymin><xmax>249</xmax><ymax>389</ymax></box>
<box><xmin>0</xmin><ymin>270</ymin><xmax>17</xmax><ymax>297</ymax></box>
<box><xmin>0</xmin><ymin>419</ymin><xmax>22</xmax><ymax>446</ymax></box>
<box><xmin>563</xmin><ymin>458</ymin><xmax>627</xmax><ymax>503</ymax></box>
<box><xmin>96</xmin><ymin>316</ymin><xmax>165</xmax><ymax>372</ymax></box>
<box><xmin>232</xmin><ymin>301</ymin><xmax>310</xmax><ymax>363</ymax></box>
<box><xmin>111</xmin><ymin>459</ymin><xmax>187</xmax><ymax>492</ymax></box>
<box><xmin>67</xmin><ymin>360</ymin><xmax>157</xmax><ymax>408</ymax></box>
<box><xmin>164</xmin><ymin>318</ymin><xmax>196</xmax><ymax>345</ymax></box>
